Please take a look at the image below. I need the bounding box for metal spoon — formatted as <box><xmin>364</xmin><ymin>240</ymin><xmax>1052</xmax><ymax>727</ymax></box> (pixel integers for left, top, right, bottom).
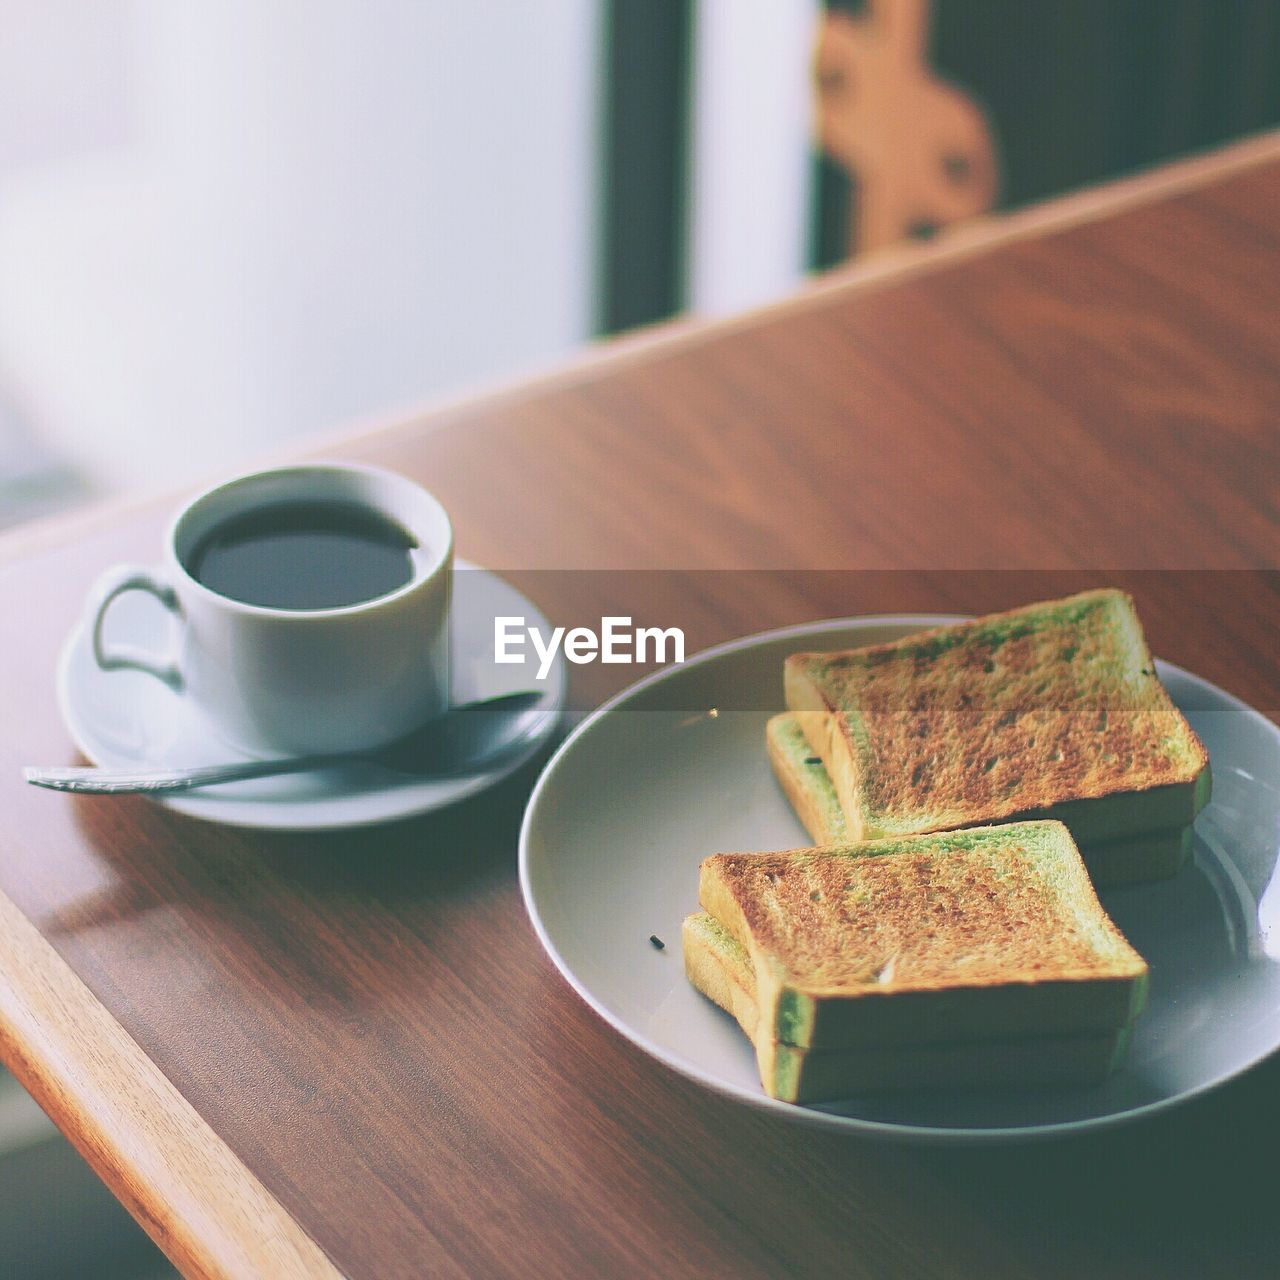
<box><xmin>24</xmin><ymin>691</ymin><xmax>553</xmax><ymax>795</ymax></box>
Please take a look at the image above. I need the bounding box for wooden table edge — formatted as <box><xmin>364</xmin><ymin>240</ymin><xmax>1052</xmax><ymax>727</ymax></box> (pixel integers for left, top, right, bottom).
<box><xmin>0</xmin><ymin>888</ymin><xmax>345</xmax><ymax>1280</ymax></box>
<box><xmin>2</xmin><ymin>126</ymin><xmax>1277</xmax><ymax>576</ymax></box>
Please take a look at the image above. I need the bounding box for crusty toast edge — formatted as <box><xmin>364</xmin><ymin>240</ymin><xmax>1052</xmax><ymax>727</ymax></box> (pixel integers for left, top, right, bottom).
<box><xmin>765</xmin><ymin>713</ymin><xmax>846</xmax><ymax>845</ymax></box>
<box><xmin>767</xmin><ymin>712</ymin><xmax>1192</xmax><ymax>887</ymax></box>
<box><xmin>684</xmin><ymin>909</ymin><xmax>1134</xmax><ymax>1102</ymax></box>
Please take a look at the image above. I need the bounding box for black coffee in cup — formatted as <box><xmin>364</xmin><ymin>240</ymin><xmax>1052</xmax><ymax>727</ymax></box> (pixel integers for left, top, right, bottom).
<box><xmin>188</xmin><ymin>499</ymin><xmax>418</xmax><ymax>610</ymax></box>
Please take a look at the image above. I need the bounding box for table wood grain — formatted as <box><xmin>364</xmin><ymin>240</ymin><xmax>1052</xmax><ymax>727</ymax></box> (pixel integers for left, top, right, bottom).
<box><xmin>2</xmin><ymin>134</ymin><xmax>1279</xmax><ymax>1279</ymax></box>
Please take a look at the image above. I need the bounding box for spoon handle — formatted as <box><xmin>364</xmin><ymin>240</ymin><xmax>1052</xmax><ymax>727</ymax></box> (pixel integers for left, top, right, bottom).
<box><xmin>24</xmin><ymin>757</ymin><xmax>325</xmax><ymax>794</ymax></box>
<box><xmin>24</xmin><ymin>690</ymin><xmax>552</xmax><ymax>795</ymax></box>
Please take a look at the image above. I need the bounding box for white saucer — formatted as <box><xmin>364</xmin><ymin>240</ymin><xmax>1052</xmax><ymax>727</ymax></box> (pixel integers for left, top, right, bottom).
<box><xmin>521</xmin><ymin>614</ymin><xmax>1280</xmax><ymax>1144</ymax></box>
<box><xmin>58</xmin><ymin>562</ymin><xmax>565</xmax><ymax>831</ymax></box>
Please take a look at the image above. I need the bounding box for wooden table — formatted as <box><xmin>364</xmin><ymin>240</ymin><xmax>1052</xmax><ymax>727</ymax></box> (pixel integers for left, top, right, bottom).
<box><xmin>2</xmin><ymin>133</ymin><xmax>1279</xmax><ymax>1280</ymax></box>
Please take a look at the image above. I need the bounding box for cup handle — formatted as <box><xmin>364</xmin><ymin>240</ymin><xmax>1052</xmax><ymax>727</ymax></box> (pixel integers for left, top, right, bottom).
<box><xmin>90</xmin><ymin>565</ymin><xmax>184</xmax><ymax>689</ymax></box>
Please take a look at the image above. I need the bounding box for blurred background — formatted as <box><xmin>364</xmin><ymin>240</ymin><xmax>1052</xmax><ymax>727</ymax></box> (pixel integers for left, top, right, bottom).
<box><xmin>1</xmin><ymin>1</ymin><xmax>1280</xmax><ymax>1271</ymax></box>
<box><xmin>3</xmin><ymin>1</ymin><xmax>1280</xmax><ymax>529</ymax></box>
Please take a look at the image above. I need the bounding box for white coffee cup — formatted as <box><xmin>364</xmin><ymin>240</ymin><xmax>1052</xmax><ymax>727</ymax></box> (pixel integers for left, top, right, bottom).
<box><xmin>88</xmin><ymin>462</ymin><xmax>453</xmax><ymax>756</ymax></box>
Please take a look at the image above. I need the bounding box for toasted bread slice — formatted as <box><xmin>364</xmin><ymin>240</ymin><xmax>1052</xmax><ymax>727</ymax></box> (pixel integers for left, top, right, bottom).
<box><xmin>684</xmin><ymin>912</ymin><xmax>1131</xmax><ymax>1102</ymax></box>
<box><xmin>766</xmin><ymin>713</ymin><xmax>1191</xmax><ymax>886</ymax></box>
<box><xmin>699</xmin><ymin>821</ymin><xmax>1147</xmax><ymax>1051</ymax></box>
<box><xmin>784</xmin><ymin>590</ymin><xmax>1210</xmax><ymax>845</ymax></box>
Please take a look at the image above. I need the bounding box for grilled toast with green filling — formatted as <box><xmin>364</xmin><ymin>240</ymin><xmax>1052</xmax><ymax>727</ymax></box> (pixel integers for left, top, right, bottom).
<box><xmin>698</xmin><ymin>821</ymin><xmax>1147</xmax><ymax>1051</ymax></box>
<box><xmin>683</xmin><ymin>912</ymin><xmax>1132</xmax><ymax>1102</ymax></box>
<box><xmin>766</xmin><ymin>712</ymin><xmax>1191</xmax><ymax>886</ymax></box>
<box><xmin>784</xmin><ymin>590</ymin><xmax>1210</xmax><ymax>845</ymax></box>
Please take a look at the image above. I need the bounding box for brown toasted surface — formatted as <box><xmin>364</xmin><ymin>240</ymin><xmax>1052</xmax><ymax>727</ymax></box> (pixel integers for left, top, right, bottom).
<box><xmin>785</xmin><ymin>589</ymin><xmax>1208</xmax><ymax>835</ymax></box>
<box><xmin>701</xmin><ymin>822</ymin><xmax>1145</xmax><ymax>995</ymax></box>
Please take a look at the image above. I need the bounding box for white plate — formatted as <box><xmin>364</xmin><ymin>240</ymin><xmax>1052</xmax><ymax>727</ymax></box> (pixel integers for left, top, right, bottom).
<box><xmin>59</xmin><ymin>563</ymin><xmax>565</xmax><ymax>831</ymax></box>
<box><xmin>520</xmin><ymin>615</ymin><xmax>1280</xmax><ymax>1144</ymax></box>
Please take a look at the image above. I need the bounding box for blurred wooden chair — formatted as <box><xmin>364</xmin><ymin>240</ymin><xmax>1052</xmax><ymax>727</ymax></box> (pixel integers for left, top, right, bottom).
<box><xmin>816</xmin><ymin>0</ymin><xmax>998</xmax><ymax>254</ymax></box>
